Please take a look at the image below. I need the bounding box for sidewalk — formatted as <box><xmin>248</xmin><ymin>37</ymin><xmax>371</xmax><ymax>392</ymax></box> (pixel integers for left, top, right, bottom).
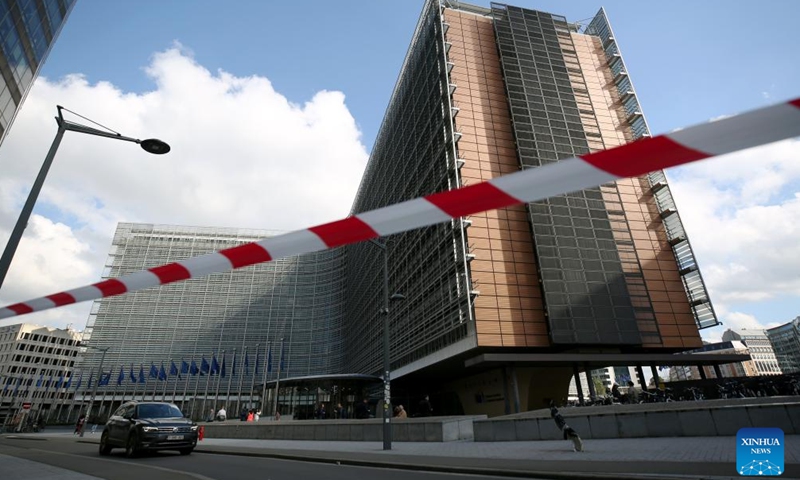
<box><xmin>56</xmin><ymin>430</ymin><xmax>799</xmax><ymax>479</ymax></box>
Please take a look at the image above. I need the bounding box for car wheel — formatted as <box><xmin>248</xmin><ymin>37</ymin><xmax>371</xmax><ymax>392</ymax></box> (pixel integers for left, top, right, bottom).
<box><xmin>125</xmin><ymin>432</ymin><xmax>140</xmax><ymax>458</ymax></box>
<box><xmin>179</xmin><ymin>448</ymin><xmax>193</xmax><ymax>456</ymax></box>
<box><xmin>99</xmin><ymin>431</ymin><xmax>112</xmax><ymax>456</ymax></box>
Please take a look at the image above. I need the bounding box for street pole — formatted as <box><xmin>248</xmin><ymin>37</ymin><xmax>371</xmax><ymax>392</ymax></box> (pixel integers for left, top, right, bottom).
<box><xmin>80</xmin><ymin>347</ymin><xmax>108</xmax><ymax>437</ymax></box>
<box><xmin>380</xmin><ymin>242</ymin><xmax>392</xmax><ymax>451</ymax></box>
<box><xmin>0</xmin><ymin>105</ymin><xmax>169</xmax><ymax>292</ymax></box>
<box><xmin>0</xmin><ymin>125</ymin><xmax>65</xmax><ymax>289</ymax></box>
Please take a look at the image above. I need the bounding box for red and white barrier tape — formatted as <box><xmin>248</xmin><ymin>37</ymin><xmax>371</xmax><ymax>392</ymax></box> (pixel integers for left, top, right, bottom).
<box><xmin>2</xmin><ymin>98</ymin><xmax>799</xmax><ymax>320</ymax></box>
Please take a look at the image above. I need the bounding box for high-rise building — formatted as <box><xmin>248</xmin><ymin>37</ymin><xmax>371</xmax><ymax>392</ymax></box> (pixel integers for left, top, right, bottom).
<box><xmin>346</xmin><ymin>0</ymin><xmax>716</xmax><ymax>415</ymax></box>
<box><xmin>81</xmin><ymin>1</ymin><xmax>722</xmax><ymax>417</ymax></box>
<box><xmin>721</xmin><ymin>328</ymin><xmax>781</xmax><ymax>376</ymax></box>
<box><xmin>0</xmin><ymin>322</ymin><xmax>81</xmax><ymax>427</ymax></box>
<box><xmin>0</xmin><ymin>0</ymin><xmax>76</xmax><ymax>145</ymax></box>
<box><xmin>767</xmin><ymin>317</ymin><xmax>800</xmax><ymax>374</ymax></box>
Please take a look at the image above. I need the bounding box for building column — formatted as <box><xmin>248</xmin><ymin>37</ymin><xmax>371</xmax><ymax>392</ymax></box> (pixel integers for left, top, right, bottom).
<box><xmin>698</xmin><ymin>366</ymin><xmax>707</xmax><ymax>380</ymax></box>
<box><xmin>635</xmin><ymin>365</ymin><xmax>647</xmax><ymax>390</ymax></box>
<box><xmin>573</xmin><ymin>364</ymin><xmax>584</xmax><ymax>405</ymax></box>
<box><xmin>505</xmin><ymin>366</ymin><xmax>521</xmax><ymax>414</ymax></box>
<box><xmin>713</xmin><ymin>364</ymin><xmax>723</xmax><ymax>379</ymax></box>
<box><xmin>584</xmin><ymin>363</ymin><xmax>596</xmax><ymax>398</ymax></box>
<box><xmin>650</xmin><ymin>363</ymin><xmax>659</xmax><ymax>390</ymax></box>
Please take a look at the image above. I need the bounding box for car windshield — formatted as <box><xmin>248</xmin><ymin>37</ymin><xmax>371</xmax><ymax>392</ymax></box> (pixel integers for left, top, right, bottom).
<box><xmin>137</xmin><ymin>404</ymin><xmax>183</xmax><ymax>419</ymax></box>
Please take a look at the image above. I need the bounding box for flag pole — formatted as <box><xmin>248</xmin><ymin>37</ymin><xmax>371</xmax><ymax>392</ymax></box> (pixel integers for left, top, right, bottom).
<box><xmin>162</xmin><ymin>360</ymin><xmax>170</xmax><ymax>402</ymax></box>
<box><xmin>172</xmin><ymin>359</ymin><xmax>182</xmax><ymax>406</ymax></box>
<box><xmin>236</xmin><ymin>346</ymin><xmax>248</xmax><ymax>415</ymax></box>
<box><xmin>202</xmin><ymin>354</ymin><xmax>213</xmax><ymax>419</ymax></box>
<box><xmin>270</xmin><ymin>339</ymin><xmax>284</xmax><ymax>418</ymax></box>
<box><xmin>226</xmin><ymin>348</ymin><xmax>235</xmax><ymax>413</ymax></box>
<box><xmin>214</xmin><ymin>350</ymin><xmax>225</xmax><ymax>413</ymax></box>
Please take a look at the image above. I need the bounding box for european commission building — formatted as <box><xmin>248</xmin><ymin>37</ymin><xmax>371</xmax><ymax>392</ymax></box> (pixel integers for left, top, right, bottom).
<box><xmin>77</xmin><ymin>0</ymin><xmax>722</xmax><ymax>418</ymax></box>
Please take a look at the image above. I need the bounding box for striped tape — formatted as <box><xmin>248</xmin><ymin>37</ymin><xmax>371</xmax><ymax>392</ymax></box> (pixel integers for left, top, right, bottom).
<box><xmin>1</xmin><ymin>98</ymin><xmax>799</xmax><ymax>320</ymax></box>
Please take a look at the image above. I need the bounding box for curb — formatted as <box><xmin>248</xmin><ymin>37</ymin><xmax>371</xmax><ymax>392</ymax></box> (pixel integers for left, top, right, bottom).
<box><xmin>192</xmin><ymin>447</ymin><xmax>732</xmax><ymax>480</ymax></box>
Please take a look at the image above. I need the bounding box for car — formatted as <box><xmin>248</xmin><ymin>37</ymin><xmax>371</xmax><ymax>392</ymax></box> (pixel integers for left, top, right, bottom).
<box><xmin>99</xmin><ymin>401</ymin><xmax>198</xmax><ymax>457</ymax></box>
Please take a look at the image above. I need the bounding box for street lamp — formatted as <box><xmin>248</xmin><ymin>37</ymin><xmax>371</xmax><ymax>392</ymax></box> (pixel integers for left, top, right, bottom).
<box><xmin>368</xmin><ymin>238</ymin><xmax>404</xmax><ymax>451</ymax></box>
<box><xmin>80</xmin><ymin>345</ymin><xmax>110</xmax><ymax>437</ymax></box>
<box><xmin>0</xmin><ymin>105</ymin><xmax>170</xmax><ymax>291</ymax></box>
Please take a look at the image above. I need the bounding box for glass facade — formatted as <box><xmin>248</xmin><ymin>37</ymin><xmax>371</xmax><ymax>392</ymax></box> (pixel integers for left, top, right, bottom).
<box><xmin>0</xmin><ymin>0</ymin><xmax>75</xmax><ymax>144</ymax></box>
<box><xmin>343</xmin><ymin>0</ymin><xmax>473</xmax><ymax>376</ymax></box>
<box><xmin>767</xmin><ymin>318</ymin><xmax>800</xmax><ymax>375</ymax></box>
<box><xmin>79</xmin><ymin>223</ymin><xmax>347</xmax><ymax>398</ymax></box>
<box><xmin>78</xmin><ymin>1</ymin><xmax>717</xmax><ymax>413</ymax></box>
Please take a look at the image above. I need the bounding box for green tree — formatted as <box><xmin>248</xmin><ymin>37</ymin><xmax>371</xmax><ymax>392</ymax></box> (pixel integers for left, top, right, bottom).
<box><xmin>593</xmin><ymin>378</ymin><xmax>606</xmax><ymax>396</ymax></box>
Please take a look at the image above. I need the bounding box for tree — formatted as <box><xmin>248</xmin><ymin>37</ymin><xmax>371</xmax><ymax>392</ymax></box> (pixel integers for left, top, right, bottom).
<box><xmin>593</xmin><ymin>378</ymin><xmax>606</xmax><ymax>396</ymax></box>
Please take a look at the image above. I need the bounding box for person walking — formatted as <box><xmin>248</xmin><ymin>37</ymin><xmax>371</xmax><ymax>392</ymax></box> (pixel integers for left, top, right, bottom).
<box><xmin>254</xmin><ymin>410</ymin><xmax>261</xmax><ymax>422</ymax></box>
<box><xmin>216</xmin><ymin>406</ymin><xmax>227</xmax><ymax>421</ymax></box>
<box><xmin>418</xmin><ymin>395</ymin><xmax>433</xmax><ymax>417</ymax></box>
<box><xmin>393</xmin><ymin>405</ymin><xmax>407</xmax><ymax>418</ymax></box>
<box><xmin>74</xmin><ymin>414</ymin><xmax>85</xmax><ymax>435</ymax></box>
<box><xmin>246</xmin><ymin>409</ymin><xmax>254</xmax><ymax>422</ymax></box>
<box><xmin>355</xmin><ymin>398</ymin><xmax>370</xmax><ymax>419</ymax></box>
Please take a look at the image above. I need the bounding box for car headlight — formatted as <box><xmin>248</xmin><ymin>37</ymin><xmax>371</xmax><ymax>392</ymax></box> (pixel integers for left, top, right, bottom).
<box><xmin>190</xmin><ymin>425</ymin><xmax>198</xmax><ymax>431</ymax></box>
<box><xmin>141</xmin><ymin>426</ymin><xmax>158</xmax><ymax>432</ymax></box>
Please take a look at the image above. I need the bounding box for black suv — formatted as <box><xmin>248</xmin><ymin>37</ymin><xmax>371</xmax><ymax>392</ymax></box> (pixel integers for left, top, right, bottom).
<box><xmin>99</xmin><ymin>401</ymin><xmax>198</xmax><ymax>457</ymax></box>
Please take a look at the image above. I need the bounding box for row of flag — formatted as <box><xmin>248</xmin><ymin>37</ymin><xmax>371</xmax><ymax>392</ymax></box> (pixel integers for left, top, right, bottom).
<box><xmin>1</xmin><ymin>344</ymin><xmax>287</xmax><ymax>395</ymax></box>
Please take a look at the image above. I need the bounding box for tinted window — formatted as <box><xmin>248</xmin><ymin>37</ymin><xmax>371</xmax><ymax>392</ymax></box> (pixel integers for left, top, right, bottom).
<box><xmin>137</xmin><ymin>404</ymin><xmax>183</xmax><ymax>419</ymax></box>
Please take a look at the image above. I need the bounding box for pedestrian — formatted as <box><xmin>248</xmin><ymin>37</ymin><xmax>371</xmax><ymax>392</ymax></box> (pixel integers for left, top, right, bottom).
<box><xmin>216</xmin><ymin>406</ymin><xmax>227</xmax><ymax>421</ymax></box>
<box><xmin>254</xmin><ymin>410</ymin><xmax>261</xmax><ymax>422</ymax></box>
<box><xmin>316</xmin><ymin>403</ymin><xmax>326</xmax><ymax>419</ymax></box>
<box><xmin>246</xmin><ymin>409</ymin><xmax>254</xmax><ymax>422</ymax></box>
<box><xmin>394</xmin><ymin>405</ymin><xmax>407</xmax><ymax>418</ymax></box>
<box><xmin>549</xmin><ymin>400</ymin><xmax>583</xmax><ymax>452</ymax></box>
<box><xmin>74</xmin><ymin>414</ymin><xmax>85</xmax><ymax>435</ymax></box>
<box><xmin>334</xmin><ymin>403</ymin><xmax>344</xmax><ymax>419</ymax></box>
<box><xmin>240</xmin><ymin>407</ymin><xmax>248</xmax><ymax>421</ymax></box>
<box><xmin>627</xmin><ymin>381</ymin><xmax>640</xmax><ymax>404</ymax></box>
<box><xmin>418</xmin><ymin>395</ymin><xmax>433</xmax><ymax>417</ymax></box>
<box><xmin>206</xmin><ymin>408</ymin><xmax>215</xmax><ymax>422</ymax></box>
<box><xmin>355</xmin><ymin>398</ymin><xmax>370</xmax><ymax>419</ymax></box>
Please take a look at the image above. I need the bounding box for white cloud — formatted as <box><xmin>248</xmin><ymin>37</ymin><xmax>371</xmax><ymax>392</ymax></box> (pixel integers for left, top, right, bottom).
<box><xmin>0</xmin><ymin>47</ymin><xmax>369</xmax><ymax>329</ymax></box>
<box><xmin>668</xmin><ymin>138</ymin><xmax>800</xmax><ymax>337</ymax></box>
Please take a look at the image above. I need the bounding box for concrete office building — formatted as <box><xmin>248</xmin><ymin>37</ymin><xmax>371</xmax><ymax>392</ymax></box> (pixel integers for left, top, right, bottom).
<box><xmin>767</xmin><ymin>317</ymin><xmax>800</xmax><ymax>374</ymax></box>
<box><xmin>80</xmin><ymin>1</ymin><xmax>732</xmax><ymax>417</ymax></box>
<box><xmin>0</xmin><ymin>0</ymin><xmax>75</xmax><ymax>144</ymax></box>
<box><xmin>721</xmin><ymin>328</ymin><xmax>781</xmax><ymax>376</ymax></box>
<box><xmin>0</xmin><ymin>323</ymin><xmax>81</xmax><ymax>426</ymax></box>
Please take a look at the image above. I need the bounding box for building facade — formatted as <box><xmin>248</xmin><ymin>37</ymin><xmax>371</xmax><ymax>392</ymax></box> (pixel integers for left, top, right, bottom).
<box><xmin>0</xmin><ymin>323</ymin><xmax>81</xmax><ymax>427</ymax></box>
<box><xmin>77</xmin><ymin>223</ymin><xmax>346</xmax><ymax>418</ymax></box>
<box><xmin>81</xmin><ymin>1</ymin><xmax>720</xmax><ymax>417</ymax></box>
<box><xmin>721</xmin><ymin>328</ymin><xmax>781</xmax><ymax>376</ymax></box>
<box><xmin>345</xmin><ymin>0</ymin><xmax>715</xmax><ymax>415</ymax></box>
<box><xmin>767</xmin><ymin>317</ymin><xmax>800</xmax><ymax>374</ymax></box>
<box><xmin>0</xmin><ymin>0</ymin><xmax>75</xmax><ymax>144</ymax></box>
<box><xmin>670</xmin><ymin>340</ymin><xmax>756</xmax><ymax>380</ymax></box>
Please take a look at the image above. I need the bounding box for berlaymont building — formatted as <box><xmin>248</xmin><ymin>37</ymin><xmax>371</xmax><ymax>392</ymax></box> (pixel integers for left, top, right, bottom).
<box><xmin>77</xmin><ymin>0</ymin><xmax>734</xmax><ymax>418</ymax></box>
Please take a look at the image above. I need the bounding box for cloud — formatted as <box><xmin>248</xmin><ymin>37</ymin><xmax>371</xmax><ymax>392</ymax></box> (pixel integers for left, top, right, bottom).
<box><xmin>0</xmin><ymin>47</ymin><xmax>369</xmax><ymax>329</ymax></box>
<box><xmin>668</xmin><ymin>138</ymin><xmax>800</xmax><ymax>337</ymax></box>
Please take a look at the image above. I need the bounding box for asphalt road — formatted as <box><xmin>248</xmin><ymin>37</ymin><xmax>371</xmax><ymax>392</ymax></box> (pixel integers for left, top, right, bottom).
<box><xmin>0</xmin><ymin>436</ymin><xmax>549</xmax><ymax>480</ymax></box>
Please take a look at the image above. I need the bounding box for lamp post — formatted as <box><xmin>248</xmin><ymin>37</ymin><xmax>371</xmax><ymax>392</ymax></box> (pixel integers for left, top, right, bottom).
<box><xmin>0</xmin><ymin>105</ymin><xmax>170</xmax><ymax>291</ymax></box>
<box><xmin>80</xmin><ymin>345</ymin><xmax>109</xmax><ymax>437</ymax></box>
<box><xmin>368</xmin><ymin>238</ymin><xmax>404</xmax><ymax>451</ymax></box>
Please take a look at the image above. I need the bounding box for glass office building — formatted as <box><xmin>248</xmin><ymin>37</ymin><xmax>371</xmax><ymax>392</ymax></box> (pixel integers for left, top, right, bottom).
<box><xmin>0</xmin><ymin>0</ymin><xmax>76</xmax><ymax>144</ymax></box>
<box><xmin>767</xmin><ymin>317</ymin><xmax>800</xmax><ymax>375</ymax></box>
<box><xmin>80</xmin><ymin>1</ymin><xmax>720</xmax><ymax>416</ymax></box>
<box><xmin>345</xmin><ymin>0</ymin><xmax>716</xmax><ymax>414</ymax></box>
<box><xmin>79</xmin><ymin>223</ymin><xmax>346</xmax><ymax>404</ymax></box>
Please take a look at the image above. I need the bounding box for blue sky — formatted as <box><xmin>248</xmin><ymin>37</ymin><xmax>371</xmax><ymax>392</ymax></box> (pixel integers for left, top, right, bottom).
<box><xmin>1</xmin><ymin>0</ymin><xmax>799</xmax><ymax>340</ymax></box>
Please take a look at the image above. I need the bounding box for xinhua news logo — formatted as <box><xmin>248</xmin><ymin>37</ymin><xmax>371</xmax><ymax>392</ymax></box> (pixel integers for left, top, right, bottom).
<box><xmin>737</xmin><ymin>428</ymin><xmax>784</xmax><ymax>476</ymax></box>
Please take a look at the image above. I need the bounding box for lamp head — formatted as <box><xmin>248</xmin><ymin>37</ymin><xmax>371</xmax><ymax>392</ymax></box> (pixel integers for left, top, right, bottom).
<box><xmin>139</xmin><ymin>138</ymin><xmax>171</xmax><ymax>155</ymax></box>
<box><xmin>390</xmin><ymin>293</ymin><xmax>405</xmax><ymax>302</ymax></box>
